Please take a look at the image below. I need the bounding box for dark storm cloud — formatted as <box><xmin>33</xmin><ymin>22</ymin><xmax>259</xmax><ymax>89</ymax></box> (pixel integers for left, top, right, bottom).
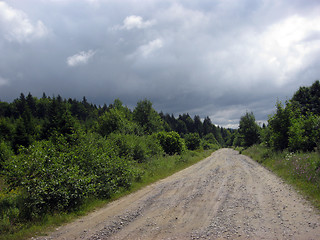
<box><xmin>1</xmin><ymin>0</ymin><xmax>320</xmax><ymax>128</ymax></box>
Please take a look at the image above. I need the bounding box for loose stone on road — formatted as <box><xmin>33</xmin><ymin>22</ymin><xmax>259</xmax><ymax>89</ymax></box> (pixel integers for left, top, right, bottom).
<box><xmin>35</xmin><ymin>148</ymin><xmax>320</xmax><ymax>240</ymax></box>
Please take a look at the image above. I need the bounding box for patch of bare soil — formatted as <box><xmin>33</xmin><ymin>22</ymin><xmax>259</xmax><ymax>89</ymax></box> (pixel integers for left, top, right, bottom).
<box><xmin>34</xmin><ymin>148</ymin><xmax>320</xmax><ymax>240</ymax></box>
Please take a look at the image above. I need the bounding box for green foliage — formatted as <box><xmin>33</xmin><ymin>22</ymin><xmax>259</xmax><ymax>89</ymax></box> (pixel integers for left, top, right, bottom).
<box><xmin>41</xmin><ymin>99</ymin><xmax>78</xmax><ymax>141</ymax></box>
<box><xmin>200</xmin><ymin>140</ymin><xmax>220</xmax><ymax>151</ymax></box>
<box><xmin>268</xmin><ymin>102</ymin><xmax>291</xmax><ymax>150</ymax></box>
<box><xmin>0</xmin><ymin>93</ymin><xmax>232</xmax><ymax>238</ymax></box>
<box><xmin>12</xmin><ymin>118</ymin><xmax>32</xmax><ymax>152</ymax></box>
<box><xmin>203</xmin><ymin>133</ymin><xmax>219</xmax><ymax>145</ymax></box>
<box><xmin>107</xmin><ymin>133</ymin><xmax>163</xmax><ymax>163</ymax></box>
<box><xmin>193</xmin><ymin>115</ymin><xmax>203</xmax><ymax>137</ymax></box>
<box><xmin>202</xmin><ymin>133</ymin><xmax>221</xmax><ymax>150</ymax></box>
<box><xmin>157</xmin><ymin>131</ymin><xmax>185</xmax><ymax>155</ymax></box>
<box><xmin>133</xmin><ymin>99</ymin><xmax>164</xmax><ymax>134</ymax></box>
<box><xmin>288</xmin><ymin>113</ymin><xmax>320</xmax><ymax>152</ymax></box>
<box><xmin>232</xmin><ymin>132</ymin><xmax>242</xmax><ymax>147</ymax></box>
<box><xmin>0</xmin><ymin>118</ymin><xmax>14</xmax><ymax>142</ymax></box>
<box><xmin>292</xmin><ymin>80</ymin><xmax>320</xmax><ymax>115</ymax></box>
<box><xmin>260</xmin><ymin>124</ymin><xmax>271</xmax><ymax>147</ymax></box>
<box><xmin>0</xmin><ymin>189</ymin><xmax>22</xmax><ymax>234</ymax></box>
<box><xmin>98</xmin><ymin>108</ymin><xmax>126</xmax><ymax>136</ymax></box>
<box><xmin>238</xmin><ymin>112</ymin><xmax>260</xmax><ymax>147</ymax></box>
<box><xmin>4</xmin><ymin>140</ymin><xmax>90</xmax><ymax>218</ymax></box>
<box><xmin>0</xmin><ymin>141</ymin><xmax>13</xmax><ymax>171</ymax></box>
<box><xmin>97</xmin><ymin>108</ymin><xmax>141</xmax><ymax>137</ymax></box>
<box><xmin>184</xmin><ymin>133</ymin><xmax>201</xmax><ymax>150</ymax></box>
<box><xmin>266</xmin><ymin>81</ymin><xmax>320</xmax><ymax>152</ymax></box>
<box><xmin>3</xmin><ymin>133</ymin><xmax>140</xmax><ymax>220</ymax></box>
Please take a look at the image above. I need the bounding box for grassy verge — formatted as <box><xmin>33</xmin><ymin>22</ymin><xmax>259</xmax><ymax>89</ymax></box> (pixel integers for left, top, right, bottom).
<box><xmin>242</xmin><ymin>145</ymin><xmax>320</xmax><ymax>209</ymax></box>
<box><xmin>0</xmin><ymin>149</ymin><xmax>214</xmax><ymax>240</ymax></box>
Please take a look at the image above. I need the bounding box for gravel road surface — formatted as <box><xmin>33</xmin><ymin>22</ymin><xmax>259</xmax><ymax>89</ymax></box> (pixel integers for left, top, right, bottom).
<box><xmin>34</xmin><ymin>148</ymin><xmax>320</xmax><ymax>240</ymax></box>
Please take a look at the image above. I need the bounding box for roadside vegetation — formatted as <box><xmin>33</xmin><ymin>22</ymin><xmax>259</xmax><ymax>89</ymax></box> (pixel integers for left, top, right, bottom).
<box><xmin>231</xmin><ymin>80</ymin><xmax>320</xmax><ymax>209</ymax></box>
<box><xmin>0</xmin><ymin>94</ymin><xmax>227</xmax><ymax>239</ymax></box>
<box><xmin>243</xmin><ymin>145</ymin><xmax>320</xmax><ymax>209</ymax></box>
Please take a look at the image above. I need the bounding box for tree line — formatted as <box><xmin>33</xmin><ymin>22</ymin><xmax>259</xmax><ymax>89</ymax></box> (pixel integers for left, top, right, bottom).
<box><xmin>0</xmin><ymin>93</ymin><xmax>232</xmax><ymax>227</ymax></box>
<box><xmin>234</xmin><ymin>80</ymin><xmax>320</xmax><ymax>152</ymax></box>
<box><xmin>0</xmin><ymin>93</ymin><xmax>232</xmax><ymax>153</ymax></box>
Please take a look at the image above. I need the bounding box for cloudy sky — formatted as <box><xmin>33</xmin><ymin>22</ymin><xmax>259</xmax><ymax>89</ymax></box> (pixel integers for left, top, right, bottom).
<box><xmin>0</xmin><ymin>0</ymin><xmax>320</xmax><ymax>128</ymax></box>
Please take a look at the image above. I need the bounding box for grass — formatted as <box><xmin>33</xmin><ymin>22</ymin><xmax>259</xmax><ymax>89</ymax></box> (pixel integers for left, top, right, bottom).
<box><xmin>0</xmin><ymin>149</ymin><xmax>215</xmax><ymax>240</ymax></box>
<box><xmin>242</xmin><ymin>144</ymin><xmax>320</xmax><ymax>210</ymax></box>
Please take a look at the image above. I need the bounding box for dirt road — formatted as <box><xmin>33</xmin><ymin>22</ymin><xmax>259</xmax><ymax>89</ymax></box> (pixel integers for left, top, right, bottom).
<box><xmin>35</xmin><ymin>148</ymin><xmax>320</xmax><ymax>240</ymax></box>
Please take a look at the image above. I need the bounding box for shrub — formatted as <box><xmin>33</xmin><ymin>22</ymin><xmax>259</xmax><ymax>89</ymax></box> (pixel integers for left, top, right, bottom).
<box><xmin>184</xmin><ymin>133</ymin><xmax>201</xmax><ymax>150</ymax></box>
<box><xmin>3</xmin><ymin>133</ymin><xmax>141</xmax><ymax>219</ymax></box>
<box><xmin>107</xmin><ymin>133</ymin><xmax>163</xmax><ymax>163</ymax></box>
<box><xmin>201</xmin><ymin>139</ymin><xmax>220</xmax><ymax>151</ymax></box>
<box><xmin>157</xmin><ymin>131</ymin><xmax>185</xmax><ymax>155</ymax></box>
<box><xmin>203</xmin><ymin>133</ymin><xmax>219</xmax><ymax>145</ymax></box>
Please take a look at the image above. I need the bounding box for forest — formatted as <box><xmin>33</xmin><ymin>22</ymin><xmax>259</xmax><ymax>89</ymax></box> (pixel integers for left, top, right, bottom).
<box><xmin>0</xmin><ymin>93</ymin><xmax>232</xmax><ymax>235</ymax></box>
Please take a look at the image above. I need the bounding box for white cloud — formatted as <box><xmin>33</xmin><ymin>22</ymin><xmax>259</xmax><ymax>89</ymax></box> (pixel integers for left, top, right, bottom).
<box><xmin>128</xmin><ymin>38</ymin><xmax>163</xmax><ymax>59</ymax></box>
<box><xmin>113</xmin><ymin>15</ymin><xmax>155</xmax><ymax>30</ymax></box>
<box><xmin>157</xmin><ymin>3</ymin><xmax>208</xmax><ymax>31</ymax></box>
<box><xmin>123</xmin><ymin>15</ymin><xmax>154</xmax><ymax>30</ymax></box>
<box><xmin>0</xmin><ymin>1</ymin><xmax>48</xmax><ymax>43</ymax></box>
<box><xmin>198</xmin><ymin>14</ymin><xmax>320</xmax><ymax>91</ymax></box>
<box><xmin>139</xmin><ymin>39</ymin><xmax>163</xmax><ymax>57</ymax></box>
<box><xmin>66</xmin><ymin>50</ymin><xmax>96</xmax><ymax>67</ymax></box>
<box><xmin>257</xmin><ymin>15</ymin><xmax>320</xmax><ymax>86</ymax></box>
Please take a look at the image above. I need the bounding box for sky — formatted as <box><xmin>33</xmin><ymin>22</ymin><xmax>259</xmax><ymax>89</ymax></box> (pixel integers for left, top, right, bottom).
<box><xmin>0</xmin><ymin>0</ymin><xmax>320</xmax><ymax>128</ymax></box>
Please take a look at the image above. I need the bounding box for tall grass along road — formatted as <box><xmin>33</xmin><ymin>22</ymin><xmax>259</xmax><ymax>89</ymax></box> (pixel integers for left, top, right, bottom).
<box><xmin>34</xmin><ymin>149</ymin><xmax>320</xmax><ymax>239</ymax></box>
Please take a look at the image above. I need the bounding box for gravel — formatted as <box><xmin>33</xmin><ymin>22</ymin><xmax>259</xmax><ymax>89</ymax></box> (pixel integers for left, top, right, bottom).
<box><xmin>34</xmin><ymin>149</ymin><xmax>320</xmax><ymax>240</ymax></box>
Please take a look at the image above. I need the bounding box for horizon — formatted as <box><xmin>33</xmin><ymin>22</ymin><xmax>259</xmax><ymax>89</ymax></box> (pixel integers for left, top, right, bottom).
<box><xmin>1</xmin><ymin>0</ymin><xmax>319</xmax><ymax>128</ymax></box>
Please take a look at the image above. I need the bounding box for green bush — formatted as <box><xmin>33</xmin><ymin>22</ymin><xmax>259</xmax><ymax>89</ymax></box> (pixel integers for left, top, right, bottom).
<box><xmin>184</xmin><ymin>133</ymin><xmax>201</xmax><ymax>150</ymax></box>
<box><xmin>157</xmin><ymin>131</ymin><xmax>185</xmax><ymax>155</ymax></box>
<box><xmin>4</xmin><ymin>140</ymin><xmax>91</xmax><ymax>218</ymax></box>
<box><xmin>3</xmin><ymin>133</ymin><xmax>140</xmax><ymax>219</ymax></box>
<box><xmin>203</xmin><ymin>133</ymin><xmax>219</xmax><ymax>145</ymax></box>
<box><xmin>107</xmin><ymin>133</ymin><xmax>163</xmax><ymax>163</ymax></box>
<box><xmin>201</xmin><ymin>139</ymin><xmax>220</xmax><ymax>151</ymax></box>
<box><xmin>288</xmin><ymin>113</ymin><xmax>320</xmax><ymax>152</ymax></box>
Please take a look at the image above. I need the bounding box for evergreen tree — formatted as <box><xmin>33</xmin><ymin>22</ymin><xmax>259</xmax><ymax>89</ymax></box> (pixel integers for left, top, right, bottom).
<box><xmin>176</xmin><ymin>119</ymin><xmax>188</xmax><ymax>136</ymax></box>
<box><xmin>179</xmin><ymin>114</ymin><xmax>194</xmax><ymax>133</ymax></box>
<box><xmin>203</xmin><ymin>116</ymin><xmax>213</xmax><ymax>136</ymax></box>
<box><xmin>0</xmin><ymin>118</ymin><xmax>14</xmax><ymax>142</ymax></box>
<box><xmin>26</xmin><ymin>92</ymin><xmax>37</xmax><ymax>117</ymax></box>
<box><xmin>193</xmin><ymin>115</ymin><xmax>203</xmax><ymax>137</ymax></box>
<box><xmin>13</xmin><ymin>117</ymin><xmax>31</xmax><ymax>151</ymax></box>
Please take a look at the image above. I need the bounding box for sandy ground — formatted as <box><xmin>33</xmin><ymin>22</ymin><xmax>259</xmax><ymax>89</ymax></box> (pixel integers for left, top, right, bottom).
<box><xmin>34</xmin><ymin>148</ymin><xmax>320</xmax><ymax>240</ymax></box>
